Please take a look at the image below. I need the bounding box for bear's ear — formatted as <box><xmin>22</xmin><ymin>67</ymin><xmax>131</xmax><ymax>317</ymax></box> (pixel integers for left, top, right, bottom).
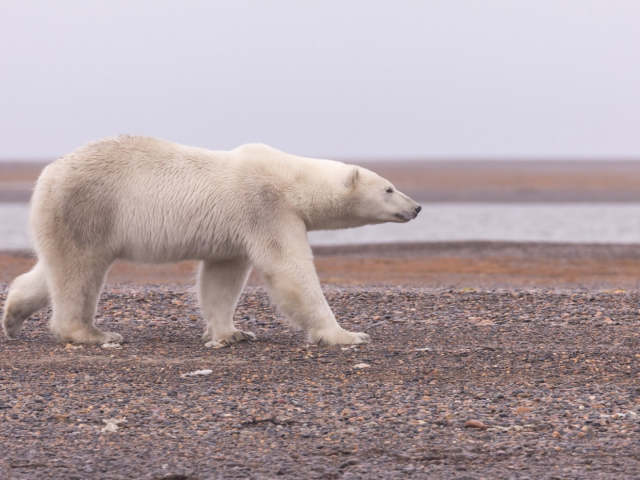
<box><xmin>344</xmin><ymin>167</ymin><xmax>360</xmax><ymax>188</ymax></box>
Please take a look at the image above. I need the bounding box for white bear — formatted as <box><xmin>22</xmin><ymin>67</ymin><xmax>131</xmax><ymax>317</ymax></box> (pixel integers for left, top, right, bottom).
<box><xmin>2</xmin><ymin>136</ymin><xmax>421</xmax><ymax>346</ymax></box>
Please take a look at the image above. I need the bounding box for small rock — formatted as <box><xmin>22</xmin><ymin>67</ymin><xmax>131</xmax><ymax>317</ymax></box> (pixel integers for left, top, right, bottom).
<box><xmin>339</xmin><ymin>459</ymin><xmax>360</xmax><ymax>468</ymax></box>
<box><xmin>101</xmin><ymin>418</ymin><xmax>127</xmax><ymax>434</ymax></box>
<box><xmin>180</xmin><ymin>369</ymin><xmax>213</xmax><ymax>378</ymax></box>
<box><xmin>551</xmin><ymin>431</ymin><xmax>562</xmax><ymax>439</ymax></box>
<box><xmin>464</xmin><ymin>420</ymin><xmax>487</xmax><ymax>429</ymax></box>
<box><xmin>353</xmin><ymin>363</ymin><xmax>370</xmax><ymax>369</ymax></box>
<box><xmin>515</xmin><ymin>406</ymin><xmax>533</xmax><ymax>413</ymax></box>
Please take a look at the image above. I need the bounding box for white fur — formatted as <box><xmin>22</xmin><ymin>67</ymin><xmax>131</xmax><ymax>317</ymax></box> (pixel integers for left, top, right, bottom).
<box><xmin>2</xmin><ymin>136</ymin><xmax>420</xmax><ymax>345</ymax></box>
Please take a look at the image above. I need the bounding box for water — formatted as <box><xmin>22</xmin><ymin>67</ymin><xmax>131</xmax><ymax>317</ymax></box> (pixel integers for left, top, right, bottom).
<box><xmin>1</xmin><ymin>203</ymin><xmax>32</xmax><ymax>250</ymax></box>
<box><xmin>2</xmin><ymin>203</ymin><xmax>640</xmax><ymax>251</ymax></box>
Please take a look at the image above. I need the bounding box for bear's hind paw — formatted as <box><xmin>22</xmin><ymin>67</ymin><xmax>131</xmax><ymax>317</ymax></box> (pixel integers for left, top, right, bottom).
<box><xmin>3</xmin><ymin>312</ymin><xmax>24</xmax><ymax>339</ymax></box>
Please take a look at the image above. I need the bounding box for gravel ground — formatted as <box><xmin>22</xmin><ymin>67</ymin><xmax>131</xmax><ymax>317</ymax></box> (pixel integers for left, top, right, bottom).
<box><xmin>2</xmin><ymin>283</ymin><xmax>640</xmax><ymax>479</ymax></box>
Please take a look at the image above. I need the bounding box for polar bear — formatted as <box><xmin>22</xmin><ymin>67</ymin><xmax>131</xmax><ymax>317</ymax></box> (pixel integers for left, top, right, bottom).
<box><xmin>2</xmin><ymin>136</ymin><xmax>421</xmax><ymax>346</ymax></box>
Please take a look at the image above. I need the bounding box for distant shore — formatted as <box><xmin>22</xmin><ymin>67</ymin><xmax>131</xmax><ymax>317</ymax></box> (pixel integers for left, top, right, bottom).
<box><xmin>3</xmin><ymin>159</ymin><xmax>640</xmax><ymax>202</ymax></box>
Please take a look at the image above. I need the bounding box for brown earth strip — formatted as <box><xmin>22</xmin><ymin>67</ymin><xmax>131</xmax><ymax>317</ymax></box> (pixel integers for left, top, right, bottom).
<box><xmin>2</xmin><ymin>242</ymin><xmax>639</xmax><ymax>289</ymax></box>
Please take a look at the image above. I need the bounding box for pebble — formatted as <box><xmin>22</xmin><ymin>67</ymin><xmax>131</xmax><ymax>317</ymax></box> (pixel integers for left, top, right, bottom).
<box><xmin>464</xmin><ymin>420</ymin><xmax>487</xmax><ymax>429</ymax></box>
<box><xmin>180</xmin><ymin>369</ymin><xmax>213</xmax><ymax>378</ymax></box>
<box><xmin>353</xmin><ymin>363</ymin><xmax>370</xmax><ymax>369</ymax></box>
<box><xmin>514</xmin><ymin>406</ymin><xmax>533</xmax><ymax>414</ymax></box>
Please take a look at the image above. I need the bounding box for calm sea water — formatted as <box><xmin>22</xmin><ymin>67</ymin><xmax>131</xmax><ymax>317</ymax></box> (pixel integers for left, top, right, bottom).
<box><xmin>2</xmin><ymin>202</ymin><xmax>640</xmax><ymax>250</ymax></box>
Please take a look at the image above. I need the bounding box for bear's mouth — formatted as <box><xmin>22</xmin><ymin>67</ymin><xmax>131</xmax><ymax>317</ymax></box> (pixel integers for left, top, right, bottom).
<box><xmin>394</xmin><ymin>213</ymin><xmax>410</xmax><ymax>222</ymax></box>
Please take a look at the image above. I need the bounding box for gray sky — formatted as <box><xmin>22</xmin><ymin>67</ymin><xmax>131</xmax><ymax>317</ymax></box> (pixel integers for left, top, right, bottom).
<box><xmin>1</xmin><ymin>0</ymin><xmax>639</xmax><ymax>160</ymax></box>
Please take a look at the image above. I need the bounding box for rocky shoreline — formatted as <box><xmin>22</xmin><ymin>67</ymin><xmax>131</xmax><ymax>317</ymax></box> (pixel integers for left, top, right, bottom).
<box><xmin>2</xmin><ymin>283</ymin><xmax>640</xmax><ymax>478</ymax></box>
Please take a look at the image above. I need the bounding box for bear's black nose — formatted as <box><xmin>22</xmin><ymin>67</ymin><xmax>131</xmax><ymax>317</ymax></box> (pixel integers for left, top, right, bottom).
<box><xmin>415</xmin><ymin>206</ymin><xmax>422</xmax><ymax>214</ymax></box>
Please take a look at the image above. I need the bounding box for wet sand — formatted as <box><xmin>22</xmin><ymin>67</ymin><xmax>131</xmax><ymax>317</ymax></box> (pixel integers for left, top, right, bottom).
<box><xmin>2</xmin><ymin>242</ymin><xmax>640</xmax><ymax>290</ymax></box>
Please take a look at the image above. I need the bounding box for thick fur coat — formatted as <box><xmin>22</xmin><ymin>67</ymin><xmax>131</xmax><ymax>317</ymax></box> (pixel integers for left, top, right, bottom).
<box><xmin>2</xmin><ymin>136</ymin><xmax>421</xmax><ymax>346</ymax></box>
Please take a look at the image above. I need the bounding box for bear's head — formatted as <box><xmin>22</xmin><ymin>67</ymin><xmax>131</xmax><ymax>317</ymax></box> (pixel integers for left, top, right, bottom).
<box><xmin>340</xmin><ymin>166</ymin><xmax>421</xmax><ymax>227</ymax></box>
<box><xmin>302</xmin><ymin>162</ymin><xmax>421</xmax><ymax>231</ymax></box>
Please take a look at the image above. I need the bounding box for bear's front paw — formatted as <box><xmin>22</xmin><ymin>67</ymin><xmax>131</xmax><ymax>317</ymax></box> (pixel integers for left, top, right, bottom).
<box><xmin>204</xmin><ymin>330</ymin><xmax>256</xmax><ymax>348</ymax></box>
<box><xmin>311</xmin><ymin>328</ymin><xmax>370</xmax><ymax>346</ymax></box>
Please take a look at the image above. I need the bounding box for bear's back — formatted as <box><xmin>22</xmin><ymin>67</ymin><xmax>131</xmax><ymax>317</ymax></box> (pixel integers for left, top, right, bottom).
<box><xmin>29</xmin><ymin>137</ymin><xmax>294</xmax><ymax>262</ymax></box>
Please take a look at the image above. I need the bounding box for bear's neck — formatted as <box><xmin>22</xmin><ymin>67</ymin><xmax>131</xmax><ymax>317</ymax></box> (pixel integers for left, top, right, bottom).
<box><xmin>262</xmin><ymin>155</ymin><xmax>354</xmax><ymax>232</ymax></box>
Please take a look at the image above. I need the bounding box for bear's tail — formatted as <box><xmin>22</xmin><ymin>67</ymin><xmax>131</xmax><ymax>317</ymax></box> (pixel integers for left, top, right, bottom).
<box><xmin>2</xmin><ymin>261</ymin><xmax>50</xmax><ymax>339</ymax></box>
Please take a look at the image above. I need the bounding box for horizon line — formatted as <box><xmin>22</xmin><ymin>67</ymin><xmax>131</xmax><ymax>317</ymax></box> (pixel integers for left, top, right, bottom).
<box><xmin>2</xmin><ymin>156</ymin><xmax>640</xmax><ymax>166</ymax></box>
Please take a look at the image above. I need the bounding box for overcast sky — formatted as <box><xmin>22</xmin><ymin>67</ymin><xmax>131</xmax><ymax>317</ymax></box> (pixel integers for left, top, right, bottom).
<box><xmin>1</xmin><ymin>1</ymin><xmax>639</xmax><ymax>160</ymax></box>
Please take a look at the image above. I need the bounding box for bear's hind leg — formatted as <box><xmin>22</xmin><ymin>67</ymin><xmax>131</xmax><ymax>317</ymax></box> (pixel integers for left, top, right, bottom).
<box><xmin>47</xmin><ymin>258</ymin><xmax>121</xmax><ymax>344</ymax></box>
<box><xmin>3</xmin><ymin>262</ymin><xmax>50</xmax><ymax>339</ymax></box>
<box><xmin>198</xmin><ymin>258</ymin><xmax>254</xmax><ymax>347</ymax></box>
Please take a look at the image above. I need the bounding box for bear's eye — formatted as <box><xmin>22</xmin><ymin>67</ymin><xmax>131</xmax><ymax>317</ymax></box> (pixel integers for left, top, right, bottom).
<box><xmin>386</xmin><ymin>188</ymin><xmax>393</xmax><ymax>193</ymax></box>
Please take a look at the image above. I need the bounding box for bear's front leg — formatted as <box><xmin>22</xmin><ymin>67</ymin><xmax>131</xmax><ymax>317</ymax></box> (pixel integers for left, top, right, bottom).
<box><xmin>198</xmin><ymin>258</ymin><xmax>256</xmax><ymax>347</ymax></box>
<box><xmin>258</xmin><ymin>253</ymin><xmax>370</xmax><ymax>346</ymax></box>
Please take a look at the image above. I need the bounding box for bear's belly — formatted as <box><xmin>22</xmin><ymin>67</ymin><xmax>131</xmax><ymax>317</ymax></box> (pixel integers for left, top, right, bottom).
<box><xmin>116</xmin><ymin>238</ymin><xmax>246</xmax><ymax>264</ymax></box>
<box><xmin>110</xmin><ymin>204</ymin><xmax>248</xmax><ymax>264</ymax></box>
<box><xmin>112</xmin><ymin>222</ymin><xmax>246</xmax><ymax>264</ymax></box>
